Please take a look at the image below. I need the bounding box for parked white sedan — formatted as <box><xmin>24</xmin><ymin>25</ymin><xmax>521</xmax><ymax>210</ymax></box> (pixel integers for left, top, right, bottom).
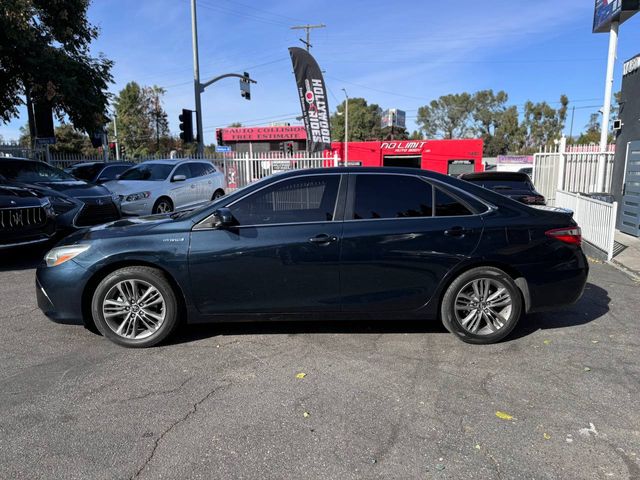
<box><xmin>104</xmin><ymin>160</ymin><xmax>226</xmax><ymax>216</ymax></box>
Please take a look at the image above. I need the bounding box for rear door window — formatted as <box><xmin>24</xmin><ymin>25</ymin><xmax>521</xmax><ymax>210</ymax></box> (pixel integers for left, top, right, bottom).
<box><xmin>434</xmin><ymin>188</ymin><xmax>472</xmax><ymax>216</ymax></box>
<box><xmin>352</xmin><ymin>174</ymin><xmax>433</xmax><ymax>219</ymax></box>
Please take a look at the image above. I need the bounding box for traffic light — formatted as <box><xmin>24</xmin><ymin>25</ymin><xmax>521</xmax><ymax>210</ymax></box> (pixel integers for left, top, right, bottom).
<box><xmin>216</xmin><ymin>129</ymin><xmax>223</xmax><ymax>146</ymax></box>
<box><xmin>286</xmin><ymin>142</ymin><xmax>294</xmax><ymax>155</ymax></box>
<box><xmin>240</xmin><ymin>72</ymin><xmax>251</xmax><ymax>101</ymax></box>
<box><xmin>179</xmin><ymin>109</ymin><xmax>194</xmax><ymax>143</ymax></box>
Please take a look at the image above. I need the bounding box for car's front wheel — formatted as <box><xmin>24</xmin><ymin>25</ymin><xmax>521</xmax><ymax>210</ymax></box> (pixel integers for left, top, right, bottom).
<box><xmin>91</xmin><ymin>266</ymin><xmax>179</xmax><ymax>347</ymax></box>
<box><xmin>440</xmin><ymin>267</ymin><xmax>522</xmax><ymax>344</ymax></box>
<box><xmin>153</xmin><ymin>197</ymin><xmax>173</xmax><ymax>214</ymax></box>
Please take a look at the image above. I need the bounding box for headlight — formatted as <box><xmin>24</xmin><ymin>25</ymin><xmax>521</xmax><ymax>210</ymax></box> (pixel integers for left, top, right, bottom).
<box><xmin>50</xmin><ymin>195</ymin><xmax>76</xmax><ymax>214</ymax></box>
<box><xmin>44</xmin><ymin>244</ymin><xmax>91</xmax><ymax>267</ymax></box>
<box><xmin>124</xmin><ymin>191</ymin><xmax>151</xmax><ymax>202</ymax></box>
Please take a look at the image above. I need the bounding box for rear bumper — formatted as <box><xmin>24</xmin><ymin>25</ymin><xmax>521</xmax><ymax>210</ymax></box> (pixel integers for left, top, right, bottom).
<box><xmin>525</xmin><ymin>250</ymin><xmax>589</xmax><ymax>312</ymax></box>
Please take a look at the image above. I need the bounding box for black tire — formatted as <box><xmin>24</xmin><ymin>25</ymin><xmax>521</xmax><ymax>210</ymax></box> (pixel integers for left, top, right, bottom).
<box><xmin>212</xmin><ymin>189</ymin><xmax>225</xmax><ymax>201</ymax></box>
<box><xmin>90</xmin><ymin>266</ymin><xmax>179</xmax><ymax>348</ymax></box>
<box><xmin>152</xmin><ymin>197</ymin><xmax>173</xmax><ymax>214</ymax></box>
<box><xmin>440</xmin><ymin>266</ymin><xmax>522</xmax><ymax>344</ymax></box>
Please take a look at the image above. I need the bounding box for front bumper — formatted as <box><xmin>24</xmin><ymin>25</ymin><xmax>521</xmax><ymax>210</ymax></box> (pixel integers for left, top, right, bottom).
<box><xmin>120</xmin><ymin>199</ymin><xmax>152</xmax><ymax>216</ymax></box>
<box><xmin>36</xmin><ymin>260</ymin><xmax>90</xmax><ymax>324</ymax></box>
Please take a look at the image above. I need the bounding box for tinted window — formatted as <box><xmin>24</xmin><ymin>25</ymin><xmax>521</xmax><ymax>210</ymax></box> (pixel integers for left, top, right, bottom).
<box><xmin>0</xmin><ymin>160</ymin><xmax>75</xmax><ymax>182</ymax></box>
<box><xmin>100</xmin><ymin>165</ymin><xmax>131</xmax><ymax>180</ymax></box>
<box><xmin>434</xmin><ymin>188</ymin><xmax>472</xmax><ymax>216</ymax></box>
<box><xmin>69</xmin><ymin>164</ymin><xmax>103</xmax><ymax>181</ymax></box>
<box><xmin>189</xmin><ymin>162</ymin><xmax>215</xmax><ymax>177</ymax></box>
<box><xmin>353</xmin><ymin>174</ymin><xmax>432</xmax><ymax>219</ymax></box>
<box><xmin>119</xmin><ymin>163</ymin><xmax>173</xmax><ymax>181</ymax></box>
<box><xmin>230</xmin><ymin>175</ymin><xmax>340</xmax><ymax>226</ymax></box>
<box><xmin>173</xmin><ymin>164</ymin><xmax>193</xmax><ymax>179</ymax></box>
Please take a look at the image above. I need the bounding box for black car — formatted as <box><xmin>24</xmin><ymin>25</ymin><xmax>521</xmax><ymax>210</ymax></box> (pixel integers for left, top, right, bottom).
<box><xmin>0</xmin><ymin>158</ymin><xmax>121</xmax><ymax>231</ymax></box>
<box><xmin>37</xmin><ymin>167</ymin><xmax>588</xmax><ymax>348</ymax></box>
<box><xmin>460</xmin><ymin>171</ymin><xmax>545</xmax><ymax>205</ymax></box>
<box><xmin>0</xmin><ymin>182</ymin><xmax>56</xmax><ymax>250</ymax></box>
<box><xmin>66</xmin><ymin>161</ymin><xmax>134</xmax><ymax>184</ymax></box>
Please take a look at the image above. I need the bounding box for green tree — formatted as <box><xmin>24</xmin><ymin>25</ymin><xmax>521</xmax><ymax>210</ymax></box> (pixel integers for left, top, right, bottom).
<box><xmin>521</xmin><ymin>95</ymin><xmax>569</xmax><ymax>152</ymax></box>
<box><xmin>416</xmin><ymin>93</ymin><xmax>474</xmax><ymax>139</ymax></box>
<box><xmin>227</xmin><ymin>122</ymin><xmax>243</xmax><ymax>128</ymax></box>
<box><xmin>408</xmin><ymin>130</ymin><xmax>423</xmax><ymax>140</ymax></box>
<box><xmin>146</xmin><ymin>85</ymin><xmax>170</xmax><ymax>153</ymax></box>
<box><xmin>50</xmin><ymin>124</ymin><xmax>96</xmax><ymax>155</ymax></box>
<box><xmin>0</xmin><ymin>0</ymin><xmax>113</xmax><ymax>135</ymax></box>
<box><xmin>113</xmin><ymin>82</ymin><xmax>151</xmax><ymax>157</ymax></box>
<box><xmin>331</xmin><ymin>98</ymin><xmax>382</xmax><ymax>141</ymax></box>
<box><xmin>471</xmin><ymin>90</ymin><xmax>525</xmax><ymax>156</ymax></box>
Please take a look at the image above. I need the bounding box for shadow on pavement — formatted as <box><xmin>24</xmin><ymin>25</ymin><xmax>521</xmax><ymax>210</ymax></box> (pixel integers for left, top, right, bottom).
<box><xmin>0</xmin><ymin>244</ymin><xmax>51</xmax><ymax>272</ymax></box>
<box><xmin>509</xmin><ymin>282</ymin><xmax>610</xmax><ymax>340</ymax></box>
<box><xmin>169</xmin><ymin>282</ymin><xmax>610</xmax><ymax>346</ymax></box>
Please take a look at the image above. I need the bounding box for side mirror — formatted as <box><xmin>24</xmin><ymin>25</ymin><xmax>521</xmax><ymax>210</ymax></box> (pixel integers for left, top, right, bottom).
<box><xmin>172</xmin><ymin>174</ymin><xmax>187</xmax><ymax>182</ymax></box>
<box><xmin>213</xmin><ymin>207</ymin><xmax>234</xmax><ymax>228</ymax></box>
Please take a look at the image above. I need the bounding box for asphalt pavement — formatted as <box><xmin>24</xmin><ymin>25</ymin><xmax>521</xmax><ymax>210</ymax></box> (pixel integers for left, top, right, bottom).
<box><xmin>0</xmin><ymin>252</ymin><xmax>639</xmax><ymax>480</ymax></box>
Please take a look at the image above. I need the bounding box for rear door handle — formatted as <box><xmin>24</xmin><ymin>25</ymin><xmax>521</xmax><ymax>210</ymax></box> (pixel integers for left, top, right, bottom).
<box><xmin>309</xmin><ymin>234</ymin><xmax>338</xmax><ymax>245</ymax></box>
<box><xmin>444</xmin><ymin>226</ymin><xmax>470</xmax><ymax>237</ymax></box>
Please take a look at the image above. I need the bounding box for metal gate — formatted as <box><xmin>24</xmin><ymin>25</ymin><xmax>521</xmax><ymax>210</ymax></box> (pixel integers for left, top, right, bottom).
<box><xmin>619</xmin><ymin>141</ymin><xmax>640</xmax><ymax>236</ymax></box>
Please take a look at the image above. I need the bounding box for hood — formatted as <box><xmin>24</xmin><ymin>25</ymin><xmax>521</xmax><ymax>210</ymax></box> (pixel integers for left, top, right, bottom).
<box><xmin>103</xmin><ymin>180</ymin><xmax>161</xmax><ymax>196</ymax></box>
<box><xmin>64</xmin><ymin>213</ymin><xmax>189</xmax><ymax>242</ymax></box>
<box><xmin>0</xmin><ymin>183</ymin><xmax>46</xmax><ymax>208</ymax></box>
<box><xmin>11</xmin><ymin>180</ymin><xmax>112</xmax><ymax>199</ymax></box>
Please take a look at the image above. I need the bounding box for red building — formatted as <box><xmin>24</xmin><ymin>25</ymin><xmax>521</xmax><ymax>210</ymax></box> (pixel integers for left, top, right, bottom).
<box><xmin>329</xmin><ymin>139</ymin><xmax>484</xmax><ymax>175</ymax></box>
<box><xmin>216</xmin><ymin>126</ymin><xmax>484</xmax><ymax>175</ymax></box>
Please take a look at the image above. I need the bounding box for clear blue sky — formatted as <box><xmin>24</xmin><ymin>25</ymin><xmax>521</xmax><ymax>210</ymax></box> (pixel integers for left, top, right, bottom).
<box><xmin>2</xmin><ymin>0</ymin><xmax>640</xmax><ymax>143</ymax></box>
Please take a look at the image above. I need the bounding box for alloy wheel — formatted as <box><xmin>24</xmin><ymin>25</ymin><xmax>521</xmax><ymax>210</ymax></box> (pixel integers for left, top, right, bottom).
<box><xmin>454</xmin><ymin>278</ymin><xmax>513</xmax><ymax>336</ymax></box>
<box><xmin>102</xmin><ymin>279</ymin><xmax>166</xmax><ymax>340</ymax></box>
<box><xmin>155</xmin><ymin>201</ymin><xmax>172</xmax><ymax>214</ymax></box>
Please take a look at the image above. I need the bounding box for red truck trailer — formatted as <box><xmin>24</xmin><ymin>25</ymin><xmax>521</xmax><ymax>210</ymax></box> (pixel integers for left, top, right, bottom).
<box><xmin>328</xmin><ymin>139</ymin><xmax>484</xmax><ymax>175</ymax></box>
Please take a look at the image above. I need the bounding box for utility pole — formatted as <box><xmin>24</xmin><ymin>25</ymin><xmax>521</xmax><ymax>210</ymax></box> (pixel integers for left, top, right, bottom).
<box><xmin>290</xmin><ymin>24</ymin><xmax>326</xmax><ymax>51</ymax></box>
<box><xmin>342</xmin><ymin>88</ymin><xmax>349</xmax><ymax>164</ymax></box>
<box><xmin>568</xmin><ymin>105</ymin><xmax>575</xmax><ymax>141</ymax></box>
<box><xmin>113</xmin><ymin>114</ymin><xmax>120</xmax><ymax>160</ymax></box>
<box><xmin>597</xmin><ymin>20</ymin><xmax>619</xmax><ymax>192</ymax></box>
<box><xmin>190</xmin><ymin>0</ymin><xmax>256</xmax><ymax>156</ymax></box>
<box><xmin>190</xmin><ymin>0</ymin><xmax>204</xmax><ymax>155</ymax></box>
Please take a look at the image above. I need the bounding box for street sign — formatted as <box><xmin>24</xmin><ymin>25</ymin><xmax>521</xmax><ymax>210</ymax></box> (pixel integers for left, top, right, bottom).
<box><xmin>215</xmin><ymin>145</ymin><xmax>231</xmax><ymax>153</ymax></box>
<box><xmin>35</xmin><ymin>137</ymin><xmax>56</xmax><ymax>146</ymax></box>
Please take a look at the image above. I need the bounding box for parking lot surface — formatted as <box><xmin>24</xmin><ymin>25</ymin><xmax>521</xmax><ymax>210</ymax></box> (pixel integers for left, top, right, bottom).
<box><xmin>0</xmin><ymin>254</ymin><xmax>639</xmax><ymax>480</ymax></box>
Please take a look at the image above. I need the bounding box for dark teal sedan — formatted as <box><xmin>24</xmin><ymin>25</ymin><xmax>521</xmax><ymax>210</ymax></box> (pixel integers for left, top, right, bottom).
<box><xmin>36</xmin><ymin>167</ymin><xmax>588</xmax><ymax>348</ymax></box>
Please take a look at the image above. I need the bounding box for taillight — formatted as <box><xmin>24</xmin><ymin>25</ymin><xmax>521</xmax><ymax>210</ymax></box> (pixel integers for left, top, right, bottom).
<box><xmin>523</xmin><ymin>195</ymin><xmax>546</xmax><ymax>205</ymax></box>
<box><xmin>545</xmin><ymin>227</ymin><xmax>582</xmax><ymax>246</ymax></box>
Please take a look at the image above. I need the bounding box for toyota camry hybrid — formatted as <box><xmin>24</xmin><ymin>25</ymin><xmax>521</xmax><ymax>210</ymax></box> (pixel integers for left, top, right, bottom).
<box><xmin>36</xmin><ymin>167</ymin><xmax>588</xmax><ymax>348</ymax></box>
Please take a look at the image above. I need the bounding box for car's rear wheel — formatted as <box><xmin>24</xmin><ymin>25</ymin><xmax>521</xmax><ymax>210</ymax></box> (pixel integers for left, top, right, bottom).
<box><xmin>153</xmin><ymin>197</ymin><xmax>173</xmax><ymax>214</ymax></box>
<box><xmin>91</xmin><ymin>266</ymin><xmax>179</xmax><ymax>347</ymax></box>
<box><xmin>440</xmin><ymin>267</ymin><xmax>522</xmax><ymax>344</ymax></box>
<box><xmin>212</xmin><ymin>189</ymin><xmax>225</xmax><ymax>200</ymax></box>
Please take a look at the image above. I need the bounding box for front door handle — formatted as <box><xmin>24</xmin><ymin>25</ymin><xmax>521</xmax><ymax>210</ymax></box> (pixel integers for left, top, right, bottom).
<box><xmin>309</xmin><ymin>234</ymin><xmax>338</xmax><ymax>245</ymax></box>
<box><xmin>444</xmin><ymin>226</ymin><xmax>471</xmax><ymax>237</ymax></box>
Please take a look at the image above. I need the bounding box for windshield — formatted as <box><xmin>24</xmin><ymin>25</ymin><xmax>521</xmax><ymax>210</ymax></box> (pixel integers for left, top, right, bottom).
<box><xmin>0</xmin><ymin>160</ymin><xmax>76</xmax><ymax>183</ymax></box>
<box><xmin>118</xmin><ymin>163</ymin><xmax>173</xmax><ymax>181</ymax></box>
<box><xmin>69</xmin><ymin>164</ymin><xmax>103</xmax><ymax>182</ymax></box>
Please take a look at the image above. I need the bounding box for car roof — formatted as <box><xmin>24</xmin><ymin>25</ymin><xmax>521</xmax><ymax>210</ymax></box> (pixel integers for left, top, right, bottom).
<box><xmin>460</xmin><ymin>171</ymin><xmax>530</xmax><ymax>181</ymax></box>
<box><xmin>70</xmin><ymin>161</ymin><xmax>133</xmax><ymax>168</ymax></box>
<box><xmin>139</xmin><ymin>158</ymin><xmax>210</xmax><ymax>165</ymax></box>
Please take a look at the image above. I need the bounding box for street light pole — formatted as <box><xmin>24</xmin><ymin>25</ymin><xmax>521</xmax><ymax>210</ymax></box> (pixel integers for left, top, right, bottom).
<box><xmin>113</xmin><ymin>114</ymin><xmax>120</xmax><ymax>160</ymax></box>
<box><xmin>190</xmin><ymin>0</ymin><xmax>204</xmax><ymax>155</ymax></box>
<box><xmin>597</xmin><ymin>20</ymin><xmax>619</xmax><ymax>192</ymax></box>
<box><xmin>342</xmin><ymin>88</ymin><xmax>349</xmax><ymax>164</ymax></box>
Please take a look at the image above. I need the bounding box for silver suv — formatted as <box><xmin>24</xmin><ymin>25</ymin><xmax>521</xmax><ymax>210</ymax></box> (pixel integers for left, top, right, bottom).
<box><xmin>104</xmin><ymin>159</ymin><xmax>226</xmax><ymax>215</ymax></box>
